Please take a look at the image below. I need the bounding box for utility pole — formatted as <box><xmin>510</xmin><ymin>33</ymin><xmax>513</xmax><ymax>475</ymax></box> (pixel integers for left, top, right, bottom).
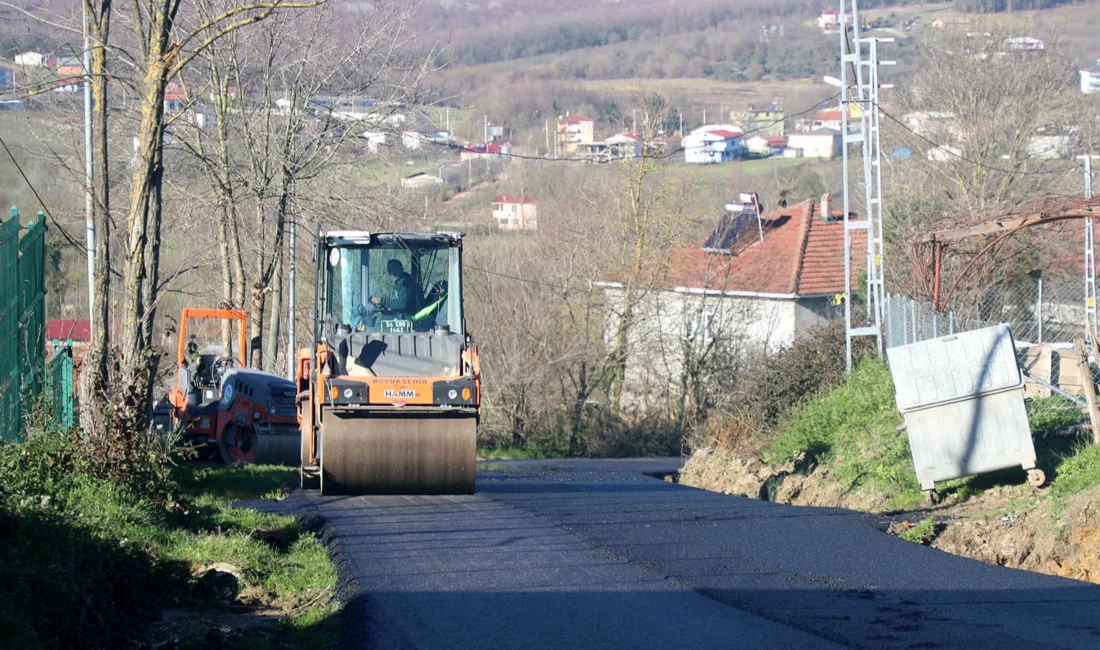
<box><xmin>483</xmin><ymin>115</ymin><xmax>488</xmax><ymax>143</ymax></box>
<box><xmin>702</xmin><ymin>107</ymin><xmax>706</xmax><ymax>125</ymax></box>
<box><xmin>82</xmin><ymin>1</ymin><xmax>95</xmax><ymax>331</ymax></box>
<box><xmin>1079</xmin><ymin>154</ymin><xmax>1099</xmax><ymax>342</ymax></box>
<box><xmin>286</xmin><ymin>179</ymin><xmax>297</xmax><ymax>380</ymax></box>
<box><xmin>544</xmin><ymin>120</ymin><xmax>550</xmax><ymax>157</ymax></box>
<box><xmin>679</xmin><ymin>112</ymin><xmax>683</xmax><ymax>136</ymax></box>
<box><xmin>632</xmin><ymin>109</ymin><xmax>637</xmax><ymax>132</ymax></box>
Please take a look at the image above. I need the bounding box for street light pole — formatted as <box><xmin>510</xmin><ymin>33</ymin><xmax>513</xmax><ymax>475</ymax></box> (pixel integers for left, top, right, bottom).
<box><xmin>83</xmin><ymin>1</ymin><xmax>95</xmax><ymax>331</ymax></box>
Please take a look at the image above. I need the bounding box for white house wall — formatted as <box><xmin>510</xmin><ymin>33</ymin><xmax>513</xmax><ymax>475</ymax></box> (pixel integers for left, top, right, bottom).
<box><xmin>602</xmin><ymin>287</ymin><xmax>797</xmax><ymax>410</ymax></box>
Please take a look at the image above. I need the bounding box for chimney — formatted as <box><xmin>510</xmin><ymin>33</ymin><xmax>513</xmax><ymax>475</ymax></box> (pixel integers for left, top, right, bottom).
<box><xmin>820</xmin><ymin>193</ymin><xmax>832</xmax><ymax>220</ymax></box>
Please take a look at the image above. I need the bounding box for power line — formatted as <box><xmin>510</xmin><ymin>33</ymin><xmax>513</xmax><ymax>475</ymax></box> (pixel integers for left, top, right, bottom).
<box><xmin>466</xmin><ymin>264</ymin><xmax>566</xmax><ymax>290</ymax></box>
<box><xmin>0</xmin><ymin>132</ymin><xmax>91</xmax><ymax>254</ymax></box>
<box><xmin>876</xmin><ymin>103</ymin><xmax>1075</xmax><ymax>177</ymax></box>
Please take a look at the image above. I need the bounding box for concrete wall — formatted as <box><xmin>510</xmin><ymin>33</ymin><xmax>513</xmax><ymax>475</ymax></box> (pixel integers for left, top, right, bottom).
<box><xmin>602</xmin><ymin>287</ymin><xmax>799</xmax><ymax>410</ymax></box>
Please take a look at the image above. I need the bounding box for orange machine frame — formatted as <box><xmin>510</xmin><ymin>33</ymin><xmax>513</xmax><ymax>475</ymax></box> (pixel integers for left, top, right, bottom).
<box><xmin>171</xmin><ymin>308</ymin><xmax>248</xmax><ymax>409</ymax></box>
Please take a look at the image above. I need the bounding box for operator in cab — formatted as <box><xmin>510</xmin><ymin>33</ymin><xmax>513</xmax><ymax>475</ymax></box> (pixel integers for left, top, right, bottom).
<box><xmin>369</xmin><ymin>259</ymin><xmax>421</xmax><ymax>320</ymax></box>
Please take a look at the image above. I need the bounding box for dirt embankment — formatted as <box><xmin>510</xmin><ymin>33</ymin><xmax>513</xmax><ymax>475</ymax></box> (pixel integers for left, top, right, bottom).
<box><xmin>681</xmin><ymin>447</ymin><xmax>1100</xmax><ymax>585</ymax></box>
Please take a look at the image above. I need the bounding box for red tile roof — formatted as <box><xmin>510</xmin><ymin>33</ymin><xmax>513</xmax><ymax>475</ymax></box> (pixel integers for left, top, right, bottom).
<box><xmin>492</xmin><ymin>194</ymin><xmax>534</xmax><ymax>205</ymax></box>
<box><xmin>660</xmin><ymin>199</ymin><xmax>866</xmax><ymax>296</ymax></box>
<box><xmin>46</xmin><ymin>319</ymin><xmax>91</xmax><ymax>342</ymax></box>
<box><xmin>706</xmin><ymin>129</ymin><xmax>742</xmax><ymax>138</ymax></box>
<box><xmin>760</xmin><ymin>135</ymin><xmax>788</xmax><ymax>145</ymax></box>
<box><xmin>463</xmin><ymin>142</ymin><xmax>503</xmax><ymax>154</ymax></box>
<box><xmin>561</xmin><ymin>116</ymin><xmax>593</xmax><ymax>124</ymax></box>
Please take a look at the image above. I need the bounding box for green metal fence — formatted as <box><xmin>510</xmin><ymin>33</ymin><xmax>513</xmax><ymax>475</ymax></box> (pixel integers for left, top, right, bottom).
<box><xmin>0</xmin><ymin>206</ymin><xmax>48</xmax><ymax>443</ymax></box>
<box><xmin>47</xmin><ymin>341</ymin><xmax>75</xmax><ymax>429</ymax></box>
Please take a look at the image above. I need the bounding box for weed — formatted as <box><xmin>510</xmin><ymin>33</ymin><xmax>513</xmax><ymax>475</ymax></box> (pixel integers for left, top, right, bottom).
<box><xmin>1049</xmin><ymin>443</ymin><xmax>1100</xmax><ymax>514</ymax></box>
<box><xmin>898</xmin><ymin>516</ymin><xmax>937</xmax><ymax>545</ymax></box>
<box><xmin>1027</xmin><ymin>396</ymin><xmax>1085</xmax><ymax>435</ymax></box>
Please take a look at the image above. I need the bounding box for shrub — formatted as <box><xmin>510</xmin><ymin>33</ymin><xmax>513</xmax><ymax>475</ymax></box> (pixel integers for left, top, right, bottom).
<box><xmin>740</xmin><ymin>322</ymin><xmax>873</xmax><ymax>429</ymax></box>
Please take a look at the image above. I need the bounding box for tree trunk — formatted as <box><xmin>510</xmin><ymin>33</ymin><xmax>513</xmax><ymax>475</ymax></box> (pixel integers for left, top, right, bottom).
<box><xmin>79</xmin><ymin>9</ymin><xmax>113</xmax><ymax>434</ymax></box>
<box><xmin>265</xmin><ymin>246</ymin><xmax>283</xmax><ymax>373</ymax></box>
<box><xmin>117</xmin><ymin>8</ymin><xmax>173</xmax><ymax>434</ymax></box>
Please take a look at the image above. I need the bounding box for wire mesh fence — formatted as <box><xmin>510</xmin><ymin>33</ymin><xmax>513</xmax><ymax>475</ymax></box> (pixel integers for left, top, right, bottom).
<box><xmin>884</xmin><ymin>276</ymin><xmax>1092</xmax><ymax>437</ymax></box>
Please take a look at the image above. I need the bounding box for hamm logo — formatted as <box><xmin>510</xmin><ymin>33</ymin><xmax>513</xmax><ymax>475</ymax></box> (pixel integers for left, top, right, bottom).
<box><xmin>383</xmin><ymin>388</ymin><xmax>417</xmax><ymax>399</ymax></box>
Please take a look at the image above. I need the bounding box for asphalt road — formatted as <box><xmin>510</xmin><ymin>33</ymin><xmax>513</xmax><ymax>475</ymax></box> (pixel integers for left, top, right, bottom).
<box><xmin>259</xmin><ymin>458</ymin><xmax>1100</xmax><ymax>649</ymax></box>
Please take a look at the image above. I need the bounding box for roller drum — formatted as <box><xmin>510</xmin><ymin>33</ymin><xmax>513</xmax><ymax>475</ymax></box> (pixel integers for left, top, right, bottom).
<box><xmin>319</xmin><ymin>410</ymin><xmax>477</xmax><ymax>495</ymax></box>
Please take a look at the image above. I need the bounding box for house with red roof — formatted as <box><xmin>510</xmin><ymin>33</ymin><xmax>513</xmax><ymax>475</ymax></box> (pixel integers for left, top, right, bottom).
<box><xmin>597</xmin><ymin>195</ymin><xmax>865</xmax><ymax>407</ymax></box>
<box><xmin>682</xmin><ymin>128</ymin><xmax>744</xmax><ymax>163</ymax></box>
<box><xmin>461</xmin><ymin>142</ymin><xmax>511</xmax><ymax>161</ymax></box>
<box><xmin>744</xmin><ymin>135</ymin><xmax>788</xmax><ymax>156</ymax></box>
<box><xmin>491</xmin><ymin>194</ymin><xmax>537</xmax><ymax>231</ymax></box>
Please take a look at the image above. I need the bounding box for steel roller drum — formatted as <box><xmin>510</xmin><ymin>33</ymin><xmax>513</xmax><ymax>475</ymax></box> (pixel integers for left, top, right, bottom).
<box><xmin>319</xmin><ymin>411</ymin><xmax>477</xmax><ymax>495</ymax></box>
<box><xmin>253</xmin><ymin>431</ymin><xmax>301</xmax><ymax>466</ymax></box>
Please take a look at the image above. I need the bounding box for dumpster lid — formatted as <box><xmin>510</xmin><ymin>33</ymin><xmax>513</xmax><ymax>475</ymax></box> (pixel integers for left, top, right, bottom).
<box><xmin>886</xmin><ymin>324</ymin><xmax>1022</xmax><ymax>413</ymax></box>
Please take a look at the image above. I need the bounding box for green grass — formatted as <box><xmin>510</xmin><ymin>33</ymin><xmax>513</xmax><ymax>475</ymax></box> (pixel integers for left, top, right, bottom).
<box><xmin>765</xmin><ymin>358</ymin><xmax>924</xmax><ymax>509</ymax></box>
<box><xmin>477</xmin><ymin>446</ymin><xmax>566</xmax><ymax>460</ymax></box>
<box><xmin>1048</xmin><ymin>443</ymin><xmax>1100</xmax><ymax>514</ymax></box>
<box><xmin>176</xmin><ymin>464</ymin><xmax>300</xmax><ymax>501</ymax></box>
<box><xmin>0</xmin><ymin>431</ymin><xmax>339</xmax><ymax>649</ymax></box>
<box><xmin>898</xmin><ymin>516</ymin><xmax>937</xmax><ymax>545</ymax></box>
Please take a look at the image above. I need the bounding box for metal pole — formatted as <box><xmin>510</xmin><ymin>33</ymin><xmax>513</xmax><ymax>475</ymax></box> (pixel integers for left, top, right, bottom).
<box><xmin>1037</xmin><ymin>274</ymin><xmax>1043</xmax><ymax>344</ymax></box>
<box><xmin>83</xmin><ymin>2</ymin><xmax>95</xmax><ymax>331</ymax></box>
<box><xmin>286</xmin><ymin>184</ymin><xmax>297</xmax><ymax>380</ymax></box>
<box><xmin>1079</xmin><ymin>155</ymin><xmax>1098</xmax><ymax>342</ymax></box>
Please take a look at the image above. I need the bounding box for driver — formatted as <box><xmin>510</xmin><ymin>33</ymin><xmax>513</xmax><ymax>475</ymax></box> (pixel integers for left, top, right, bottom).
<box><xmin>369</xmin><ymin>259</ymin><xmax>420</xmax><ymax>319</ymax></box>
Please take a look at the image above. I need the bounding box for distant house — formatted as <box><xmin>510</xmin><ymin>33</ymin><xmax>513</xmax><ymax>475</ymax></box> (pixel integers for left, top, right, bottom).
<box><xmin>1081</xmin><ymin>62</ymin><xmax>1100</xmax><ymax>95</ymax></box>
<box><xmin>56</xmin><ymin>57</ymin><xmax>83</xmax><ymax>78</ymax></box>
<box><xmin>902</xmin><ymin>111</ymin><xmax>958</xmax><ymax>139</ymax></box>
<box><xmin>787</xmin><ymin>129</ymin><xmax>840</xmax><ymax>159</ymax></box>
<box><xmin>1029</xmin><ymin>131</ymin><xmax>1074</xmax><ymax>160</ymax></box>
<box><xmin>576</xmin><ymin>131</ymin><xmax>644</xmax><ymax>162</ymax></box>
<box><xmin>931</xmin><ymin>17</ymin><xmax>970</xmax><ymax>30</ymax></box>
<box><xmin>491</xmin><ymin>194</ymin><xmax>537</xmax><ymax>231</ymax></box>
<box><xmin>730</xmin><ymin>104</ymin><xmax>786</xmax><ymax>137</ymax></box>
<box><xmin>359</xmin><ymin>130</ymin><xmax>388</xmax><ymax>153</ymax></box>
<box><xmin>818</xmin><ymin>8</ymin><xmax>851</xmax><ymax>30</ymax></box>
<box><xmin>744</xmin><ymin>135</ymin><xmax>787</xmax><ymax>156</ymax></box>
<box><xmin>0</xmin><ymin>65</ymin><xmax>12</xmax><ymax>90</ymax></box>
<box><xmin>402</xmin><ymin>128</ymin><xmax>449</xmax><ymax>150</ymax></box>
<box><xmin>460</xmin><ymin>142</ymin><xmax>510</xmax><ymax>161</ymax></box>
<box><xmin>683</xmin><ymin>129</ymin><xmax>744</xmax><ymax>164</ymax></box>
<box><xmin>926</xmin><ymin>144</ymin><xmax>963</xmax><ymax>162</ymax></box>
<box><xmin>597</xmin><ymin>195</ymin><xmax>865</xmax><ymax>408</ymax></box>
<box><xmin>400</xmin><ymin>172</ymin><xmax>444</xmax><ymax>190</ymax></box>
<box><xmin>556</xmin><ymin>114</ymin><xmax>595</xmax><ymax>155</ymax></box>
<box><xmin>1003</xmin><ymin>37</ymin><xmax>1044</xmax><ymax>52</ymax></box>
<box><xmin>14</xmin><ymin>51</ymin><xmax>45</xmax><ymax>67</ymax></box>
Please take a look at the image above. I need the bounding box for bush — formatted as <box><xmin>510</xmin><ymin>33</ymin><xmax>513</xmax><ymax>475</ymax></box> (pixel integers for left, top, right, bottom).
<box><xmin>740</xmin><ymin>322</ymin><xmax>872</xmax><ymax>429</ymax></box>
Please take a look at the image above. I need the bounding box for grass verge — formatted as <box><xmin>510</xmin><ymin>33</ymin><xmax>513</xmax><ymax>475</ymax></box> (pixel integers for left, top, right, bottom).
<box><xmin>477</xmin><ymin>446</ymin><xmax>566</xmax><ymax>460</ymax></box>
<box><xmin>0</xmin><ymin>428</ymin><xmax>338</xmax><ymax>650</ymax></box>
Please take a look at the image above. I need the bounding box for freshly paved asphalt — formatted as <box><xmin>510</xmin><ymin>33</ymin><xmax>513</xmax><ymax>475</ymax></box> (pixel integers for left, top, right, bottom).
<box><xmin>257</xmin><ymin>458</ymin><xmax>1100</xmax><ymax>649</ymax></box>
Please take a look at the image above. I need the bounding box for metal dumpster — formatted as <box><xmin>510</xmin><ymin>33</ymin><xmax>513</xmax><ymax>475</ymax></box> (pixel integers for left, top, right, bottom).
<box><xmin>885</xmin><ymin>324</ymin><xmax>1044</xmax><ymax>496</ymax></box>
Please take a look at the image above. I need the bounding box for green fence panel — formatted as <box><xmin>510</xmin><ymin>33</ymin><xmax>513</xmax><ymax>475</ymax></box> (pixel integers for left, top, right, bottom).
<box><xmin>19</xmin><ymin>215</ymin><xmax>45</xmax><ymax>400</ymax></box>
<box><xmin>47</xmin><ymin>340</ymin><xmax>75</xmax><ymax>429</ymax></box>
<box><xmin>0</xmin><ymin>208</ymin><xmax>21</xmax><ymax>442</ymax></box>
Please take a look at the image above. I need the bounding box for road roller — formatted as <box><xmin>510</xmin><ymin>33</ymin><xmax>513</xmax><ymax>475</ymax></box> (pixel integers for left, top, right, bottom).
<box><xmin>152</xmin><ymin>308</ymin><xmax>301</xmax><ymax>466</ymax></box>
<box><xmin>297</xmin><ymin>231</ymin><xmax>480</xmax><ymax>495</ymax></box>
